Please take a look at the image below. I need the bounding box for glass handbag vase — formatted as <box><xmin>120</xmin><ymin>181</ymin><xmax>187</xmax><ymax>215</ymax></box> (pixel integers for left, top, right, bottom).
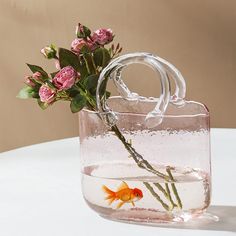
<box><xmin>79</xmin><ymin>53</ymin><xmax>211</xmax><ymax>224</ymax></box>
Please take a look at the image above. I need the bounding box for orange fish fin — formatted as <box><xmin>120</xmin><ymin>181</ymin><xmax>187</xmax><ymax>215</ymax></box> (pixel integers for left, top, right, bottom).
<box><xmin>116</xmin><ymin>201</ymin><xmax>125</xmax><ymax>209</ymax></box>
<box><xmin>102</xmin><ymin>185</ymin><xmax>114</xmax><ymax>195</ymax></box>
<box><xmin>102</xmin><ymin>185</ymin><xmax>116</xmax><ymax>205</ymax></box>
<box><xmin>108</xmin><ymin>197</ymin><xmax>116</xmax><ymax>205</ymax></box>
<box><xmin>105</xmin><ymin>195</ymin><xmax>113</xmax><ymax>200</ymax></box>
<box><xmin>117</xmin><ymin>181</ymin><xmax>129</xmax><ymax>192</ymax></box>
<box><xmin>131</xmin><ymin>201</ymin><xmax>135</xmax><ymax>207</ymax></box>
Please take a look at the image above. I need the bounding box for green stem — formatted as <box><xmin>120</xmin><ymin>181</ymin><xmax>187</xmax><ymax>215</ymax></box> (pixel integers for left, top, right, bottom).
<box><xmin>166</xmin><ymin>167</ymin><xmax>182</xmax><ymax>209</ymax></box>
<box><xmin>83</xmin><ymin>55</ymin><xmax>91</xmax><ymax>74</ymax></box>
<box><xmin>56</xmin><ymin>91</ymin><xmax>72</xmax><ymax>101</ymax></box>
<box><xmin>153</xmin><ymin>183</ymin><xmax>167</xmax><ymax>197</ymax></box>
<box><xmin>83</xmin><ymin>52</ymin><xmax>98</xmax><ymax>75</ymax></box>
<box><xmin>143</xmin><ymin>182</ymin><xmax>169</xmax><ymax>211</ymax></box>
<box><xmin>165</xmin><ymin>183</ymin><xmax>177</xmax><ymax>210</ymax></box>
<box><xmin>90</xmin><ymin>54</ymin><xmax>98</xmax><ymax>74</ymax></box>
<box><xmin>152</xmin><ymin>182</ymin><xmax>177</xmax><ymax>210</ymax></box>
<box><xmin>75</xmin><ymin>83</ymin><xmax>97</xmax><ymax>108</ymax></box>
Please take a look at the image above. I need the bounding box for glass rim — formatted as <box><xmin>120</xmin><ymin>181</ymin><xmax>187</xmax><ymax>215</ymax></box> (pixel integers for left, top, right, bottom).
<box><xmin>81</xmin><ymin>96</ymin><xmax>209</xmax><ymax>118</ymax></box>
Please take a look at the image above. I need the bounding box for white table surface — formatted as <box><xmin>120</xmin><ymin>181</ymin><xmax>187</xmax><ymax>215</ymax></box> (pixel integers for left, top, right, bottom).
<box><xmin>0</xmin><ymin>128</ymin><xmax>235</xmax><ymax>236</ymax></box>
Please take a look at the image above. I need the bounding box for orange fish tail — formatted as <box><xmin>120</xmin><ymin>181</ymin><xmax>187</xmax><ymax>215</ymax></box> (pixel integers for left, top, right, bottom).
<box><xmin>102</xmin><ymin>185</ymin><xmax>116</xmax><ymax>205</ymax></box>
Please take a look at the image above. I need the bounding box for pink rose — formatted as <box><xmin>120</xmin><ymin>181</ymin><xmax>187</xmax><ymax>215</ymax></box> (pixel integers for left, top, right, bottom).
<box><xmin>92</xmin><ymin>28</ymin><xmax>113</xmax><ymax>45</ymax></box>
<box><xmin>39</xmin><ymin>85</ymin><xmax>56</xmax><ymax>103</ymax></box>
<box><xmin>71</xmin><ymin>38</ymin><xmax>96</xmax><ymax>54</ymax></box>
<box><xmin>52</xmin><ymin>66</ymin><xmax>77</xmax><ymax>90</ymax></box>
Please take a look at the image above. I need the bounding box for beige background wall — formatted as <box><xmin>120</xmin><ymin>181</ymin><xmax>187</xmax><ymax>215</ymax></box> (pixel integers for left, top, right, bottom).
<box><xmin>0</xmin><ymin>0</ymin><xmax>236</xmax><ymax>152</ymax></box>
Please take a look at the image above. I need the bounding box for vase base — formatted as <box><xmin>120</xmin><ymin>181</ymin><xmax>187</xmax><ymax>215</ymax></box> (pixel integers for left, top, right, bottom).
<box><xmin>86</xmin><ymin>201</ymin><xmax>218</xmax><ymax>225</ymax></box>
<box><xmin>99</xmin><ymin>209</ymin><xmax>219</xmax><ymax>226</ymax></box>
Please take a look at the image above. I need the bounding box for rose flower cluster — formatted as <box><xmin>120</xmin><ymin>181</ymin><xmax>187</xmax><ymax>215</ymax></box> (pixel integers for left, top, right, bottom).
<box><xmin>18</xmin><ymin>23</ymin><xmax>122</xmax><ymax>112</ymax></box>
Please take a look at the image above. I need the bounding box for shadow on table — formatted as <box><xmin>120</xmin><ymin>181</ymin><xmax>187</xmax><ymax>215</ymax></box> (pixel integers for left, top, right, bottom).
<box><xmin>162</xmin><ymin>205</ymin><xmax>236</xmax><ymax>232</ymax></box>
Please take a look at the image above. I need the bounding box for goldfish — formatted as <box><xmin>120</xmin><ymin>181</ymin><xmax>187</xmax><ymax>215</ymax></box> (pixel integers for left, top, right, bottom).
<box><xmin>102</xmin><ymin>181</ymin><xmax>143</xmax><ymax>209</ymax></box>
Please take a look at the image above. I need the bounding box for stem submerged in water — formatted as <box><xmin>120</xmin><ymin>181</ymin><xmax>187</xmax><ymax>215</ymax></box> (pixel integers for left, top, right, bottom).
<box><xmin>143</xmin><ymin>182</ymin><xmax>170</xmax><ymax>211</ymax></box>
<box><xmin>79</xmin><ymin>86</ymin><xmax>183</xmax><ymax>211</ymax></box>
<box><xmin>166</xmin><ymin>167</ymin><xmax>183</xmax><ymax>209</ymax></box>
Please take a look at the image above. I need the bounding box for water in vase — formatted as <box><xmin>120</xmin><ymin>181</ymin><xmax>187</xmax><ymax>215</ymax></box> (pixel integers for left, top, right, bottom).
<box><xmin>82</xmin><ymin>163</ymin><xmax>211</xmax><ymax>223</ymax></box>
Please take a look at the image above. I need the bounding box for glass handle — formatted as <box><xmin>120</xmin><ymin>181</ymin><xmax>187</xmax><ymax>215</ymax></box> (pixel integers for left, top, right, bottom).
<box><xmin>96</xmin><ymin>52</ymin><xmax>186</xmax><ymax>128</ymax></box>
<box><xmin>149</xmin><ymin>54</ymin><xmax>186</xmax><ymax>105</ymax></box>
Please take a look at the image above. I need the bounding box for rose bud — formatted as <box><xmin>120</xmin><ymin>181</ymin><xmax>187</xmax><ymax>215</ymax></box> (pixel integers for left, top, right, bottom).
<box><xmin>75</xmin><ymin>23</ymin><xmax>83</xmax><ymax>36</ymax></box>
<box><xmin>92</xmin><ymin>28</ymin><xmax>113</xmax><ymax>45</ymax></box>
<box><xmin>76</xmin><ymin>23</ymin><xmax>91</xmax><ymax>38</ymax></box>
<box><xmin>52</xmin><ymin>66</ymin><xmax>77</xmax><ymax>90</ymax></box>
<box><xmin>71</xmin><ymin>38</ymin><xmax>96</xmax><ymax>54</ymax></box>
<box><xmin>39</xmin><ymin>85</ymin><xmax>56</xmax><ymax>104</ymax></box>
<box><xmin>41</xmin><ymin>44</ymin><xmax>57</xmax><ymax>59</ymax></box>
<box><xmin>32</xmin><ymin>72</ymin><xmax>42</xmax><ymax>81</ymax></box>
<box><xmin>24</xmin><ymin>76</ymin><xmax>35</xmax><ymax>87</ymax></box>
<box><xmin>55</xmin><ymin>60</ymin><xmax>61</xmax><ymax>70</ymax></box>
<box><xmin>71</xmin><ymin>38</ymin><xmax>86</xmax><ymax>53</ymax></box>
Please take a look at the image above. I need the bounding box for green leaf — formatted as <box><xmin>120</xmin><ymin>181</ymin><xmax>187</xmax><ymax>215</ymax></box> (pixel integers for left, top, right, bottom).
<box><xmin>67</xmin><ymin>86</ymin><xmax>79</xmax><ymax>98</ymax></box>
<box><xmin>81</xmin><ymin>74</ymin><xmax>98</xmax><ymax>95</ymax></box>
<box><xmin>80</xmin><ymin>45</ymin><xmax>91</xmax><ymax>54</ymax></box>
<box><xmin>93</xmin><ymin>48</ymin><xmax>111</xmax><ymax>68</ymax></box>
<box><xmin>45</xmin><ymin>80</ymin><xmax>56</xmax><ymax>89</ymax></box>
<box><xmin>26</xmin><ymin>64</ymin><xmax>48</xmax><ymax>80</ymax></box>
<box><xmin>82</xmin><ymin>26</ymin><xmax>91</xmax><ymax>37</ymax></box>
<box><xmin>17</xmin><ymin>86</ymin><xmax>38</xmax><ymax>99</ymax></box>
<box><xmin>59</xmin><ymin>48</ymin><xmax>80</xmax><ymax>71</ymax></box>
<box><xmin>37</xmin><ymin>99</ymin><xmax>49</xmax><ymax>110</ymax></box>
<box><xmin>78</xmin><ymin>60</ymin><xmax>88</xmax><ymax>80</ymax></box>
<box><xmin>70</xmin><ymin>94</ymin><xmax>87</xmax><ymax>113</ymax></box>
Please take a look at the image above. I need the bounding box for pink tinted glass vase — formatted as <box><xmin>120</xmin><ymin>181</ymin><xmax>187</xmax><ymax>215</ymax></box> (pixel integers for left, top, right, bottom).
<box><xmin>79</xmin><ymin>53</ymin><xmax>211</xmax><ymax>224</ymax></box>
